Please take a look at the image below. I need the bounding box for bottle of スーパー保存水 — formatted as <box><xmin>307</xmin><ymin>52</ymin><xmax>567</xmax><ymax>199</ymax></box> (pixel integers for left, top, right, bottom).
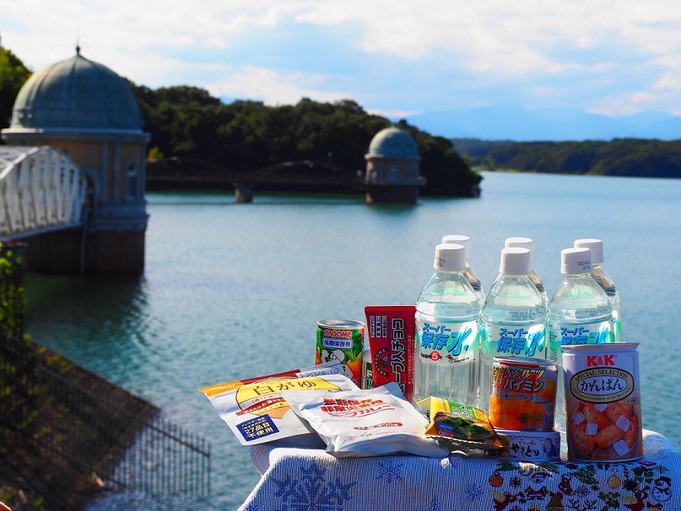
<box><xmin>479</xmin><ymin>247</ymin><xmax>548</xmax><ymax>412</ymax></box>
<box><xmin>573</xmin><ymin>238</ymin><xmax>621</xmax><ymax>342</ymax></box>
<box><xmin>548</xmin><ymin>246</ymin><xmax>614</xmax><ymax>432</ymax></box>
<box><xmin>413</xmin><ymin>243</ymin><xmax>482</xmax><ymax>408</ymax></box>
<box><xmin>441</xmin><ymin>234</ymin><xmax>485</xmax><ymax>302</ymax></box>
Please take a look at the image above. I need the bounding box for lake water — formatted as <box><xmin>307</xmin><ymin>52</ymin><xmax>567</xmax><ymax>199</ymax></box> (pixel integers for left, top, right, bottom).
<box><xmin>23</xmin><ymin>171</ymin><xmax>681</xmax><ymax>510</ymax></box>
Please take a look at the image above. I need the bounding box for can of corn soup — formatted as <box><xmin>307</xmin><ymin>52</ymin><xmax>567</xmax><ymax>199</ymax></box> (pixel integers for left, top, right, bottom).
<box><xmin>562</xmin><ymin>342</ymin><xmax>643</xmax><ymax>461</ymax></box>
<box><xmin>316</xmin><ymin>319</ymin><xmax>365</xmax><ymax>387</ymax></box>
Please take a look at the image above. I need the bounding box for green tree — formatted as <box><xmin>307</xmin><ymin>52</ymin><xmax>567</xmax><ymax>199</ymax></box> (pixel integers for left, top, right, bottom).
<box><xmin>0</xmin><ymin>47</ymin><xmax>32</xmax><ymax>129</ymax></box>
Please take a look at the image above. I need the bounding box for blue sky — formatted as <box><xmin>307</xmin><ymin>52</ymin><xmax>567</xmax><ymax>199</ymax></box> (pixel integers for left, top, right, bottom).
<box><xmin>3</xmin><ymin>1</ymin><xmax>681</xmax><ymax>136</ymax></box>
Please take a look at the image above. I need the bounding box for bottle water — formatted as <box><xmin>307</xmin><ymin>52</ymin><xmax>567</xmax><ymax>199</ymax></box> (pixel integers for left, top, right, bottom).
<box><xmin>442</xmin><ymin>234</ymin><xmax>485</xmax><ymax>301</ymax></box>
<box><xmin>548</xmin><ymin>247</ymin><xmax>614</xmax><ymax>432</ymax></box>
<box><xmin>574</xmin><ymin>238</ymin><xmax>621</xmax><ymax>342</ymax></box>
<box><xmin>504</xmin><ymin>237</ymin><xmax>549</xmax><ymax>305</ymax></box>
<box><xmin>479</xmin><ymin>247</ymin><xmax>548</xmax><ymax>412</ymax></box>
<box><xmin>413</xmin><ymin>243</ymin><xmax>481</xmax><ymax>407</ymax></box>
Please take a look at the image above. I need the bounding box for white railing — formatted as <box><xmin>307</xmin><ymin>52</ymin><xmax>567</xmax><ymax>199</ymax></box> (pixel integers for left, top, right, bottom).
<box><xmin>0</xmin><ymin>146</ymin><xmax>87</xmax><ymax>240</ymax></box>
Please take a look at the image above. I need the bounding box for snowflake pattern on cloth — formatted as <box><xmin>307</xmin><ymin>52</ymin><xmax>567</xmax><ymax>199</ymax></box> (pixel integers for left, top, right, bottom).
<box><xmin>241</xmin><ymin>431</ymin><xmax>680</xmax><ymax>511</ymax></box>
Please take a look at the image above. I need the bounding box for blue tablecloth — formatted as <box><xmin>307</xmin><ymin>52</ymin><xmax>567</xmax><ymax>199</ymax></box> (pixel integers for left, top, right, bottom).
<box><xmin>239</xmin><ymin>429</ymin><xmax>680</xmax><ymax>510</ymax></box>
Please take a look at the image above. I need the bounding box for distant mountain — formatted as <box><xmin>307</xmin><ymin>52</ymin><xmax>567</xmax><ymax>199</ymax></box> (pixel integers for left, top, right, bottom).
<box><xmin>405</xmin><ymin>106</ymin><xmax>681</xmax><ymax>142</ymax></box>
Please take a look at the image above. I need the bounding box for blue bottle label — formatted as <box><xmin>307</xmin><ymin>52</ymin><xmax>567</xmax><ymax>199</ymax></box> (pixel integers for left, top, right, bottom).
<box><xmin>416</xmin><ymin>319</ymin><xmax>479</xmax><ymax>364</ymax></box>
<box><xmin>481</xmin><ymin>323</ymin><xmax>548</xmax><ymax>359</ymax></box>
<box><xmin>552</xmin><ymin>321</ymin><xmax>612</xmax><ymax>345</ymax></box>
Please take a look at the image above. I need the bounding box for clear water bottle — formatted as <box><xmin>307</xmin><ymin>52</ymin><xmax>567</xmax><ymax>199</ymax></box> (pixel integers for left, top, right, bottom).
<box><xmin>548</xmin><ymin>247</ymin><xmax>614</xmax><ymax>432</ymax></box>
<box><xmin>479</xmin><ymin>247</ymin><xmax>548</xmax><ymax>412</ymax></box>
<box><xmin>413</xmin><ymin>243</ymin><xmax>482</xmax><ymax>407</ymax></box>
<box><xmin>574</xmin><ymin>238</ymin><xmax>621</xmax><ymax>342</ymax></box>
<box><xmin>504</xmin><ymin>237</ymin><xmax>549</xmax><ymax>305</ymax></box>
<box><xmin>442</xmin><ymin>234</ymin><xmax>485</xmax><ymax>302</ymax></box>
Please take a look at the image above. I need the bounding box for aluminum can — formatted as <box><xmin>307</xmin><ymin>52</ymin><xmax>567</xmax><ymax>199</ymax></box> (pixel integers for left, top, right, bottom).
<box><xmin>489</xmin><ymin>357</ymin><xmax>557</xmax><ymax>432</ymax></box>
<box><xmin>316</xmin><ymin>319</ymin><xmax>365</xmax><ymax>387</ymax></box>
<box><xmin>562</xmin><ymin>342</ymin><xmax>643</xmax><ymax>461</ymax></box>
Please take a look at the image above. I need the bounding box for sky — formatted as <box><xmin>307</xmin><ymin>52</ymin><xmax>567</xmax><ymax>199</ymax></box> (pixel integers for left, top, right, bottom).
<box><xmin>3</xmin><ymin>0</ymin><xmax>681</xmax><ymax>137</ymax></box>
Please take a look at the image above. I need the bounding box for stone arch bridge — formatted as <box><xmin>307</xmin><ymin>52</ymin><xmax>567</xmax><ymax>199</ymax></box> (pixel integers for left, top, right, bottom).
<box><xmin>146</xmin><ymin>156</ymin><xmax>364</xmax><ymax>202</ymax></box>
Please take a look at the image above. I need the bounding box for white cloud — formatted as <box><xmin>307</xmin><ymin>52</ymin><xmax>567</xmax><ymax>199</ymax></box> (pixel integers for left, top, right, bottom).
<box><xmin>207</xmin><ymin>67</ymin><xmax>350</xmax><ymax>106</ymax></box>
<box><xmin>4</xmin><ymin>0</ymin><xmax>681</xmax><ymax>118</ymax></box>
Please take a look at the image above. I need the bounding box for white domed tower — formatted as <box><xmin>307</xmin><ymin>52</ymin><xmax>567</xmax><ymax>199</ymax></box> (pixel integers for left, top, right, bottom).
<box><xmin>364</xmin><ymin>126</ymin><xmax>424</xmax><ymax>204</ymax></box>
<box><xmin>2</xmin><ymin>47</ymin><xmax>150</xmax><ymax>272</ymax></box>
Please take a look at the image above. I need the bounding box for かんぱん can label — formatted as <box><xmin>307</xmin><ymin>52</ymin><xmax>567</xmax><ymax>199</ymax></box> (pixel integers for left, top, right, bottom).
<box><xmin>489</xmin><ymin>357</ymin><xmax>557</xmax><ymax>432</ymax></box>
<box><xmin>562</xmin><ymin>342</ymin><xmax>643</xmax><ymax>462</ymax></box>
<box><xmin>316</xmin><ymin>319</ymin><xmax>365</xmax><ymax>387</ymax></box>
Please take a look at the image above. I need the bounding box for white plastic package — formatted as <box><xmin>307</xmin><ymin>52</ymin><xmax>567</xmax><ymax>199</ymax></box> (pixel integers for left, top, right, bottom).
<box><xmin>283</xmin><ymin>382</ymin><xmax>448</xmax><ymax>458</ymax></box>
<box><xmin>200</xmin><ymin>363</ymin><xmax>357</xmax><ymax>446</ymax></box>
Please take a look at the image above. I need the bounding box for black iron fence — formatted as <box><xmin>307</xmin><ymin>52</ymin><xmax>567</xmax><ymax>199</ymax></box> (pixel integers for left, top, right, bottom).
<box><xmin>0</xmin><ymin>243</ymin><xmax>210</xmax><ymax>510</ymax></box>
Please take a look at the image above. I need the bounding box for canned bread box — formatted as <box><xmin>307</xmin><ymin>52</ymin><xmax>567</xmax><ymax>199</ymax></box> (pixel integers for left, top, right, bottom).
<box><xmin>562</xmin><ymin>342</ymin><xmax>643</xmax><ymax>461</ymax></box>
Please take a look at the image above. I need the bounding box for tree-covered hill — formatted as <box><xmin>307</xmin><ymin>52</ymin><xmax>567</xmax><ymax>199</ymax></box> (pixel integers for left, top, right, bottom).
<box><xmin>0</xmin><ymin>44</ymin><xmax>481</xmax><ymax>197</ymax></box>
<box><xmin>454</xmin><ymin>138</ymin><xmax>681</xmax><ymax>178</ymax></box>
<box><xmin>130</xmin><ymin>84</ymin><xmax>482</xmax><ymax>196</ymax></box>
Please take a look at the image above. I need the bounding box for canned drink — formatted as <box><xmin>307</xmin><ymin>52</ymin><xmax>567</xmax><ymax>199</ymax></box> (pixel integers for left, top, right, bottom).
<box><xmin>488</xmin><ymin>357</ymin><xmax>557</xmax><ymax>432</ymax></box>
<box><xmin>562</xmin><ymin>342</ymin><xmax>643</xmax><ymax>461</ymax></box>
<box><xmin>316</xmin><ymin>319</ymin><xmax>365</xmax><ymax>387</ymax></box>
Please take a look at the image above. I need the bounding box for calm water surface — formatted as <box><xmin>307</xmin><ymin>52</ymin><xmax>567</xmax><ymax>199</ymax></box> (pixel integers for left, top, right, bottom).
<box><xmin>24</xmin><ymin>171</ymin><xmax>681</xmax><ymax>509</ymax></box>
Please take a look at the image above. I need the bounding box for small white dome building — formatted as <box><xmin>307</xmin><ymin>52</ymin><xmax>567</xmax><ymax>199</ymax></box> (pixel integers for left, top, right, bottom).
<box><xmin>364</xmin><ymin>126</ymin><xmax>424</xmax><ymax>204</ymax></box>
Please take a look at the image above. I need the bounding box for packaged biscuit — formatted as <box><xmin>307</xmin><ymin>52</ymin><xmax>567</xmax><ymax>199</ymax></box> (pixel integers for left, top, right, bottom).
<box><xmin>200</xmin><ymin>362</ymin><xmax>356</xmax><ymax>446</ymax></box>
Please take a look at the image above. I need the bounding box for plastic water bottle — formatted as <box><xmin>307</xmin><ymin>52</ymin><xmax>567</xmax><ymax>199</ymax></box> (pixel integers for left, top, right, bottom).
<box><xmin>548</xmin><ymin>247</ymin><xmax>614</xmax><ymax>432</ymax></box>
<box><xmin>504</xmin><ymin>237</ymin><xmax>549</xmax><ymax>305</ymax></box>
<box><xmin>413</xmin><ymin>243</ymin><xmax>482</xmax><ymax>407</ymax></box>
<box><xmin>442</xmin><ymin>234</ymin><xmax>485</xmax><ymax>301</ymax></box>
<box><xmin>479</xmin><ymin>247</ymin><xmax>548</xmax><ymax>412</ymax></box>
<box><xmin>574</xmin><ymin>238</ymin><xmax>621</xmax><ymax>342</ymax></box>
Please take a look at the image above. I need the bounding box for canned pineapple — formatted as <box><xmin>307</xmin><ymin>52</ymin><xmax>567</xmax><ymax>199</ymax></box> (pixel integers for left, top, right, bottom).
<box><xmin>489</xmin><ymin>357</ymin><xmax>557</xmax><ymax>432</ymax></box>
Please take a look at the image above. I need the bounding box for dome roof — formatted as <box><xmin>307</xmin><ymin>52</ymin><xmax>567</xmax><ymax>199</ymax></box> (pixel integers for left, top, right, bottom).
<box><xmin>366</xmin><ymin>126</ymin><xmax>420</xmax><ymax>160</ymax></box>
<box><xmin>10</xmin><ymin>49</ymin><xmax>143</xmax><ymax>131</ymax></box>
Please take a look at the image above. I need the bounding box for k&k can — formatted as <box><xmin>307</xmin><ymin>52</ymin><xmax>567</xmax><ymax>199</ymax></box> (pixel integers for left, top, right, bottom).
<box><xmin>316</xmin><ymin>319</ymin><xmax>365</xmax><ymax>387</ymax></box>
<box><xmin>489</xmin><ymin>357</ymin><xmax>557</xmax><ymax>432</ymax></box>
<box><xmin>562</xmin><ymin>342</ymin><xmax>643</xmax><ymax>461</ymax></box>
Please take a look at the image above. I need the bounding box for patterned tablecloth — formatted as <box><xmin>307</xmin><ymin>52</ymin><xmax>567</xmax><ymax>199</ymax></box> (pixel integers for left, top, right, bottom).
<box><xmin>238</xmin><ymin>429</ymin><xmax>679</xmax><ymax>511</ymax></box>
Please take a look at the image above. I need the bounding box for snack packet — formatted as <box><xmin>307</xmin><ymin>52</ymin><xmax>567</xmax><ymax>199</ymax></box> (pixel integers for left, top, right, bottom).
<box><xmin>283</xmin><ymin>382</ymin><xmax>448</xmax><ymax>458</ymax></box>
<box><xmin>419</xmin><ymin>396</ymin><xmax>505</xmax><ymax>452</ymax></box>
<box><xmin>200</xmin><ymin>362</ymin><xmax>357</xmax><ymax>446</ymax></box>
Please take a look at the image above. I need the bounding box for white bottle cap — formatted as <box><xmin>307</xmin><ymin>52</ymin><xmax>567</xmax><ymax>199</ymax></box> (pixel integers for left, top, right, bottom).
<box><xmin>504</xmin><ymin>237</ymin><xmax>534</xmax><ymax>260</ymax></box>
<box><xmin>434</xmin><ymin>243</ymin><xmax>466</xmax><ymax>271</ymax></box>
<box><xmin>574</xmin><ymin>238</ymin><xmax>604</xmax><ymax>265</ymax></box>
<box><xmin>442</xmin><ymin>234</ymin><xmax>471</xmax><ymax>261</ymax></box>
<box><xmin>561</xmin><ymin>247</ymin><xmax>592</xmax><ymax>274</ymax></box>
<box><xmin>500</xmin><ymin>247</ymin><xmax>531</xmax><ymax>275</ymax></box>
